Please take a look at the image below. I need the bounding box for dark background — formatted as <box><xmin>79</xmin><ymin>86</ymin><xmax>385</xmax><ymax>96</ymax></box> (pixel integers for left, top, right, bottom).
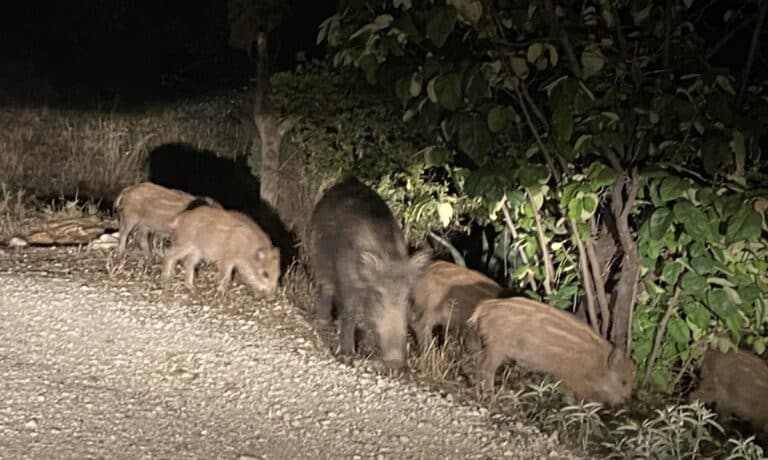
<box><xmin>0</xmin><ymin>0</ymin><xmax>761</xmax><ymax>110</ymax></box>
<box><xmin>0</xmin><ymin>0</ymin><xmax>338</xmax><ymax>108</ymax></box>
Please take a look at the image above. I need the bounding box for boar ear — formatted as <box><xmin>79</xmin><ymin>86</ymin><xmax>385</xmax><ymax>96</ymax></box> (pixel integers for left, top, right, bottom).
<box><xmin>359</xmin><ymin>251</ymin><xmax>383</xmax><ymax>279</ymax></box>
<box><xmin>408</xmin><ymin>249</ymin><xmax>432</xmax><ymax>278</ymax></box>
<box><xmin>254</xmin><ymin>247</ymin><xmax>271</xmax><ymax>261</ymax></box>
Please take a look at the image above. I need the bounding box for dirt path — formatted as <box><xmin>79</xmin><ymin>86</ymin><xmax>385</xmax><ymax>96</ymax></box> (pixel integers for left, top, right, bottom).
<box><xmin>0</xmin><ymin>269</ymin><xmax>585</xmax><ymax>459</ymax></box>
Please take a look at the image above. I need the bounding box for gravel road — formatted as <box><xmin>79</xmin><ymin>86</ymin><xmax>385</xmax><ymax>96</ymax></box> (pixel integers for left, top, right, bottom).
<box><xmin>0</xmin><ymin>272</ymin><xmax>585</xmax><ymax>460</ymax></box>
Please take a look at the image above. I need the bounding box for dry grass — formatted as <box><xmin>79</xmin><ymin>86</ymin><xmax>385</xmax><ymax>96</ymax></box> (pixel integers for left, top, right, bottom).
<box><xmin>0</xmin><ymin>94</ymin><xmax>252</xmax><ymax>200</ymax></box>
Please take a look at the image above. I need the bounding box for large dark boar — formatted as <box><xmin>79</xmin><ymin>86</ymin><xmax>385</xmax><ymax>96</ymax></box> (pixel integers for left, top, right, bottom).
<box><xmin>410</xmin><ymin>260</ymin><xmax>501</xmax><ymax>350</ymax></box>
<box><xmin>309</xmin><ymin>176</ymin><xmax>431</xmax><ymax>370</ymax></box>
<box><xmin>690</xmin><ymin>348</ymin><xmax>768</xmax><ymax>433</ymax></box>
<box><xmin>468</xmin><ymin>297</ymin><xmax>635</xmax><ymax>406</ymax></box>
<box><xmin>161</xmin><ymin>206</ymin><xmax>280</xmax><ymax>296</ymax></box>
<box><xmin>114</xmin><ymin>181</ymin><xmax>221</xmax><ymax>258</ymax></box>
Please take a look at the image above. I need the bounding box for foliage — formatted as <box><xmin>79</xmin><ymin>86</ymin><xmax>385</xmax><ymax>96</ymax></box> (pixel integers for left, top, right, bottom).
<box><xmin>317</xmin><ymin>0</ymin><xmax>768</xmax><ymax>392</ymax></box>
<box><xmin>268</xmin><ymin>65</ymin><xmax>486</xmax><ymax>243</ymax></box>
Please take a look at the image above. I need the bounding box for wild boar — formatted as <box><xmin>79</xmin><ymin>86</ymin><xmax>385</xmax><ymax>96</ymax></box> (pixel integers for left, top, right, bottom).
<box><xmin>160</xmin><ymin>206</ymin><xmax>280</xmax><ymax>296</ymax></box>
<box><xmin>689</xmin><ymin>348</ymin><xmax>768</xmax><ymax>433</ymax></box>
<box><xmin>114</xmin><ymin>181</ymin><xmax>221</xmax><ymax>258</ymax></box>
<box><xmin>468</xmin><ymin>297</ymin><xmax>636</xmax><ymax>406</ymax></box>
<box><xmin>410</xmin><ymin>260</ymin><xmax>502</xmax><ymax>350</ymax></box>
<box><xmin>309</xmin><ymin>176</ymin><xmax>431</xmax><ymax>370</ymax></box>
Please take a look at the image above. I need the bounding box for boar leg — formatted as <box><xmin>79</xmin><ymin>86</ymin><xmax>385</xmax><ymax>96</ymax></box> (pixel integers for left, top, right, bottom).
<box><xmin>117</xmin><ymin>216</ymin><xmax>138</xmax><ymax>255</ymax></box>
<box><xmin>182</xmin><ymin>253</ymin><xmax>201</xmax><ymax>292</ymax></box>
<box><xmin>476</xmin><ymin>347</ymin><xmax>503</xmax><ymax>391</ymax></box>
<box><xmin>215</xmin><ymin>261</ymin><xmax>235</xmax><ymax>294</ymax></box>
<box><xmin>136</xmin><ymin>227</ymin><xmax>152</xmax><ymax>259</ymax></box>
<box><xmin>161</xmin><ymin>245</ymin><xmax>193</xmax><ymax>285</ymax></box>
<box><xmin>315</xmin><ymin>283</ymin><xmax>334</xmax><ymax>324</ymax></box>
<box><xmin>338</xmin><ymin>312</ymin><xmax>357</xmax><ymax>357</ymax></box>
<box><xmin>411</xmin><ymin>316</ymin><xmax>434</xmax><ymax>352</ymax></box>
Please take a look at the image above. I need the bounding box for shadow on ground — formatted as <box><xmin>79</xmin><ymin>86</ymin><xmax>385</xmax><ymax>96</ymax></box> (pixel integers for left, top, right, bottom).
<box><xmin>148</xmin><ymin>142</ymin><xmax>298</xmax><ymax>276</ymax></box>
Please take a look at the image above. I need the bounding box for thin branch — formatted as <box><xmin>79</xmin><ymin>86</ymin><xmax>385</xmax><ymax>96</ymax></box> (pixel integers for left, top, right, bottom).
<box><xmin>514</xmin><ymin>85</ymin><xmax>562</xmax><ymax>183</ymax></box>
<box><xmin>663</xmin><ymin>0</ymin><xmax>673</xmax><ymax>80</ymax></box>
<box><xmin>541</xmin><ymin>0</ymin><xmax>582</xmax><ymax>79</ymax></box>
<box><xmin>526</xmin><ymin>189</ymin><xmax>554</xmax><ymax>296</ymax></box>
<box><xmin>706</xmin><ymin>14</ymin><xmax>757</xmax><ymax>60</ymax></box>
<box><xmin>738</xmin><ymin>0</ymin><xmax>768</xmax><ymax>107</ymax></box>
<box><xmin>569</xmin><ymin>219</ymin><xmax>600</xmax><ymax>335</ymax></box>
<box><xmin>502</xmin><ymin>202</ymin><xmax>539</xmax><ymax>293</ymax></box>
<box><xmin>585</xmin><ymin>235</ymin><xmax>611</xmax><ymax>337</ymax></box>
<box><xmin>642</xmin><ymin>288</ymin><xmax>681</xmax><ymax>387</ymax></box>
<box><xmin>522</xmin><ymin>83</ymin><xmax>551</xmax><ymax>134</ymax></box>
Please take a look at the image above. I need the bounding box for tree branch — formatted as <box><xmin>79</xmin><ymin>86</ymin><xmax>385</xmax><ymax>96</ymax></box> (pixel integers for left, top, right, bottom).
<box><xmin>568</xmin><ymin>219</ymin><xmax>600</xmax><ymax>335</ymax></box>
<box><xmin>585</xmin><ymin>234</ymin><xmax>611</xmax><ymax>337</ymax></box>
<box><xmin>663</xmin><ymin>0</ymin><xmax>673</xmax><ymax>80</ymax></box>
<box><xmin>502</xmin><ymin>202</ymin><xmax>539</xmax><ymax>293</ymax></box>
<box><xmin>642</xmin><ymin>288</ymin><xmax>681</xmax><ymax>387</ymax></box>
<box><xmin>514</xmin><ymin>85</ymin><xmax>562</xmax><ymax>183</ymax></box>
<box><xmin>526</xmin><ymin>189</ymin><xmax>554</xmax><ymax>296</ymax></box>
<box><xmin>541</xmin><ymin>0</ymin><xmax>582</xmax><ymax>79</ymax></box>
<box><xmin>737</xmin><ymin>0</ymin><xmax>768</xmax><ymax>107</ymax></box>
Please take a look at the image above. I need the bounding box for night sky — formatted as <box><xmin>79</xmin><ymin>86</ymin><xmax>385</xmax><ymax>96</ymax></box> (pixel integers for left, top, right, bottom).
<box><xmin>0</xmin><ymin>0</ymin><xmax>338</xmax><ymax>108</ymax></box>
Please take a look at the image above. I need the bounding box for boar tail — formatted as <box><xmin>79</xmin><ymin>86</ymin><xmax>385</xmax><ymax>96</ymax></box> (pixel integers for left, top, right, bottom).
<box><xmin>113</xmin><ymin>190</ymin><xmax>125</xmax><ymax>211</ymax></box>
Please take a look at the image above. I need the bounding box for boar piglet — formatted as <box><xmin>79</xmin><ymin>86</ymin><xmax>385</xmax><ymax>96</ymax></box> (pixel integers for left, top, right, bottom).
<box><xmin>468</xmin><ymin>297</ymin><xmax>635</xmax><ymax>406</ymax></box>
<box><xmin>309</xmin><ymin>176</ymin><xmax>431</xmax><ymax>370</ymax></box>
<box><xmin>114</xmin><ymin>181</ymin><xmax>221</xmax><ymax>258</ymax></box>
<box><xmin>410</xmin><ymin>260</ymin><xmax>501</xmax><ymax>351</ymax></box>
<box><xmin>161</xmin><ymin>206</ymin><xmax>280</xmax><ymax>296</ymax></box>
<box><xmin>690</xmin><ymin>348</ymin><xmax>768</xmax><ymax>433</ymax></box>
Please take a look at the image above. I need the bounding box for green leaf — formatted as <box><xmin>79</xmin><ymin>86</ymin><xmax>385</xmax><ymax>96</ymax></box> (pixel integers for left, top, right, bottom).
<box><xmin>554</xmin><ymin>103</ymin><xmax>573</xmax><ymax>142</ymax></box>
<box><xmin>680</xmin><ymin>272</ymin><xmax>708</xmax><ymax>300</ymax></box>
<box><xmin>435</xmin><ymin>74</ymin><xmax>463</xmax><ymax>111</ymax></box>
<box><xmin>649</xmin><ymin>207</ymin><xmax>674</xmax><ymax>240</ymax></box>
<box><xmin>587</xmin><ymin>162</ymin><xmax>615</xmax><ymax>190</ymax></box>
<box><xmin>691</xmin><ymin>255</ymin><xmax>717</xmax><ymax>275</ymax></box>
<box><xmin>673</xmin><ymin>201</ymin><xmax>715</xmax><ymax>243</ymax></box>
<box><xmin>697</xmin><ymin>188</ymin><xmax>716</xmax><ymax>206</ymax></box>
<box><xmin>447</xmin><ymin>0</ymin><xmax>483</xmax><ymax>25</ymax></box>
<box><xmin>463</xmin><ymin>65</ymin><xmax>490</xmax><ymax>105</ymax></box>
<box><xmin>683</xmin><ymin>301</ymin><xmax>712</xmax><ymax>329</ymax></box>
<box><xmin>516</xmin><ymin>163</ymin><xmax>551</xmax><ymax>188</ymax></box>
<box><xmin>527</xmin><ymin>43</ymin><xmax>543</xmax><ymax>63</ymax></box>
<box><xmin>658</xmin><ymin>176</ymin><xmax>687</xmax><ymax>202</ymax></box>
<box><xmin>463</xmin><ymin>163</ymin><xmax>511</xmax><ymax>203</ymax></box>
<box><xmin>419</xmin><ymin>146</ymin><xmax>454</xmax><ymax>166</ymax></box>
<box><xmin>725</xmin><ymin>207</ymin><xmax>762</xmax><ymax>244</ymax></box>
<box><xmin>426</xmin><ymin>6</ymin><xmax>458</xmax><ymax>48</ymax></box>
<box><xmin>509</xmin><ymin>56</ymin><xmax>529</xmax><ymax>79</ymax></box>
<box><xmin>456</xmin><ymin>113</ymin><xmax>493</xmax><ymax>161</ymax></box>
<box><xmin>487</xmin><ymin>105</ymin><xmax>515</xmax><ymax>133</ymax></box>
<box><xmin>706</xmin><ymin>288</ymin><xmax>733</xmax><ymax>321</ymax></box>
<box><xmin>661</xmin><ymin>261</ymin><xmax>683</xmax><ymax>285</ymax></box>
<box><xmin>581</xmin><ymin>48</ymin><xmax>605</xmax><ymax>80</ymax></box>
<box><xmin>395</xmin><ymin>77</ymin><xmax>411</xmax><ymax>107</ymax></box>
<box><xmin>358</xmin><ymin>54</ymin><xmax>379</xmax><ymax>84</ymax></box>
<box><xmin>580</xmin><ymin>193</ymin><xmax>598</xmax><ymax>221</ymax></box>
<box><xmin>667</xmin><ymin>317</ymin><xmax>691</xmax><ymax>345</ymax></box>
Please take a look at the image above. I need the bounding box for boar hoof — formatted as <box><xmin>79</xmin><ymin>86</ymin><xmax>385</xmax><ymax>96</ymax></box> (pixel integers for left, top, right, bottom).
<box><xmin>382</xmin><ymin>359</ymin><xmax>406</xmax><ymax>371</ymax></box>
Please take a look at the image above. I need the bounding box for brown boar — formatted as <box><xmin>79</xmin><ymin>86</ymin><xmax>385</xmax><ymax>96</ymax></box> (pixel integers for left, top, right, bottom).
<box><xmin>689</xmin><ymin>348</ymin><xmax>768</xmax><ymax>433</ymax></box>
<box><xmin>468</xmin><ymin>297</ymin><xmax>635</xmax><ymax>406</ymax></box>
<box><xmin>160</xmin><ymin>206</ymin><xmax>280</xmax><ymax>296</ymax></box>
<box><xmin>410</xmin><ymin>260</ymin><xmax>501</xmax><ymax>350</ymax></box>
<box><xmin>114</xmin><ymin>181</ymin><xmax>221</xmax><ymax>258</ymax></box>
<box><xmin>309</xmin><ymin>176</ymin><xmax>431</xmax><ymax>370</ymax></box>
